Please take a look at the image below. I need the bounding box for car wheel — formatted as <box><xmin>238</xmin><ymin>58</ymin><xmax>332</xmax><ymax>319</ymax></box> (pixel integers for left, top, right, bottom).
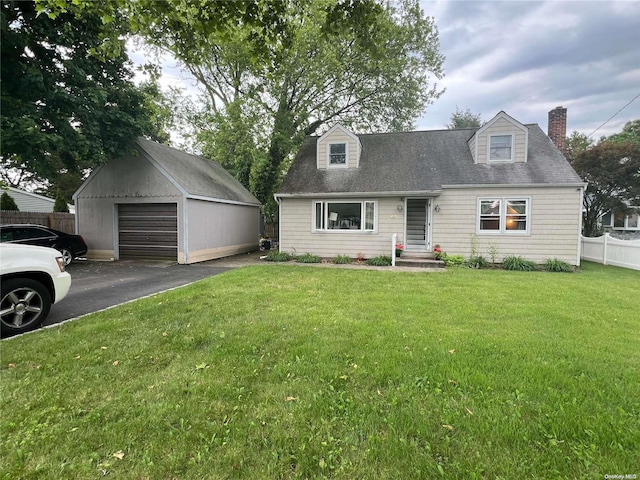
<box><xmin>0</xmin><ymin>278</ymin><xmax>52</xmax><ymax>336</ymax></box>
<box><xmin>59</xmin><ymin>248</ymin><xmax>73</xmax><ymax>266</ymax></box>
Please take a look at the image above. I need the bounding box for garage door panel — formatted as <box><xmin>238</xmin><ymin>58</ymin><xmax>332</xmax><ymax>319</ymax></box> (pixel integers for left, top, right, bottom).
<box><xmin>118</xmin><ymin>218</ymin><xmax>177</xmax><ymax>231</ymax></box>
<box><xmin>118</xmin><ymin>203</ymin><xmax>178</xmax><ymax>260</ymax></box>
<box><xmin>119</xmin><ymin>204</ymin><xmax>177</xmax><ymax>216</ymax></box>
<box><xmin>119</xmin><ymin>245</ymin><xmax>177</xmax><ymax>259</ymax></box>
<box><xmin>118</xmin><ymin>232</ymin><xmax>178</xmax><ymax>245</ymax></box>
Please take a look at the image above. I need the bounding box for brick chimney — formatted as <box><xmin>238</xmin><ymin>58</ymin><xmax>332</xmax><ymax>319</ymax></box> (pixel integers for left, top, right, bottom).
<box><xmin>548</xmin><ymin>106</ymin><xmax>567</xmax><ymax>154</ymax></box>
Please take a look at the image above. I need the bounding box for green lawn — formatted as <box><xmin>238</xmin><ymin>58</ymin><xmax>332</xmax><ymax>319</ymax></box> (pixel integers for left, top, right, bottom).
<box><xmin>1</xmin><ymin>262</ymin><xmax>639</xmax><ymax>479</ymax></box>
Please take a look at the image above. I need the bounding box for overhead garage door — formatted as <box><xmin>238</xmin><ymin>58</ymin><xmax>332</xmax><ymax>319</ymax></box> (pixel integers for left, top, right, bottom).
<box><xmin>118</xmin><ymin>203</ymin><xmax>178</xmax><ymax>260</ymax></box>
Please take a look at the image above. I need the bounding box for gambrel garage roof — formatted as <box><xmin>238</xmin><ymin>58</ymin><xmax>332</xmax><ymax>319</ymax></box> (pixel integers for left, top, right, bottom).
<box><xmin>278</xmin><ymin>124</ymin><xmax>584</xmax><ymax>197</ymax></box>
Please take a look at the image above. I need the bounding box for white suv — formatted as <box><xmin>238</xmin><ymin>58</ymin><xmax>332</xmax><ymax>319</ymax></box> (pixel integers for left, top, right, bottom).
<box><xmin>1</xmin><ymin>244</ymin><xmax>71</xmax><ymax>336</ymax></box>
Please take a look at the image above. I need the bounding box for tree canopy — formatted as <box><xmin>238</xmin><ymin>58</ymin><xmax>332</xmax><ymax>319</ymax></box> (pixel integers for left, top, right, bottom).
<box><xmin>155</xmin><ymin>0</ymin><xmax>444</xmax><ymax>217</ymax></box>
<box><xmin>447</xmin><ymin>107</ymin><xmax>483</xmax><ymax>129</ymax></box>
<box><xmin>0</xmin><ymin>0</ymin><xmax>168</xmax><ymax>200</ymax></box>
<box><xmin>569</xmin><ymin>121</ymin><xmax>640</xmax><ymax>236</ymax></box>
<box><xmin>24</xmin><ymin>1</ymin><xmax>445</xmax><ymax>217</ymax></box>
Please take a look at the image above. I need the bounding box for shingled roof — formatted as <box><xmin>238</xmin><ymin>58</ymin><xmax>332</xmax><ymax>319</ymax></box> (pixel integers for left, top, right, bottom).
<box><xmin>136</xmin><ymin>138</ymin><xmax>260</xmax><ymax>205</ymax></box>
<box><xmin>277</xmin><ymin>124</ymin><xmax>584</xmax><ymax>197</ymax></box>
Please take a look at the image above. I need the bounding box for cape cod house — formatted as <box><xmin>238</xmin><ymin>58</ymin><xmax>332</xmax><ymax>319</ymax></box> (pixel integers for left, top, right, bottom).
<box><xmin>275</xmin><ymin>108</ymin><xmax>586</xmax><ymax>265</ymax></box>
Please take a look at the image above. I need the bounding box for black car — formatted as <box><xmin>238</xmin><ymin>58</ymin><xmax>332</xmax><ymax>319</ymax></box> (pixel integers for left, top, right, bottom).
<box><xmin>0</xmin><ymin>224</ymin><xmax>87</xmax><ymax>265</ymax></box>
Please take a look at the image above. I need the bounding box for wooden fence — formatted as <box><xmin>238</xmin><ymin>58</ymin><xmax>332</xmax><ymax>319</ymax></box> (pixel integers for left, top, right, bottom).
<box><xmin>0</xmin><ymin>211</ymin><xmax>76</xmax><ymax>234</ymax></box>
<box><xmin>263</xmin><ymin>221</ymin><xmax>278</xmax><ymax>240</ymax></box>
<box><xmin>581</xmin><ymin>234</ymin><xmax>640</xmax><ymax>271</ymax></box>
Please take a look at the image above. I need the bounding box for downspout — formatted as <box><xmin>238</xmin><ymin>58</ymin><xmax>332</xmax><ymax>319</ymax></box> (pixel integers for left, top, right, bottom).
<box><xmin>274</xmin><ymin>194</ymin><xmax>282</xmax><ymax>252</ymax></box>
<box><xmin>577</xmin><ymin>186</ymin><xmax>585</xmax><ymax>266</ymax></box>
<box><xmin>183</xmin><ymin>198</ymin><xmax>189</xmax><ymax>264</ymax></box>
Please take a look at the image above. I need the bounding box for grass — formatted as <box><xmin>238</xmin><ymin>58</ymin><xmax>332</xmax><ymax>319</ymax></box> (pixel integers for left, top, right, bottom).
<box><xmin>1</xmin><ymin>262</ymin><xmax>639</xmax><ymax>479</ymax></box>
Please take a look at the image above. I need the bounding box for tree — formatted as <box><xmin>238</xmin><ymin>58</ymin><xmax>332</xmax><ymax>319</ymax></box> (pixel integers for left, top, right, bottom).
<box><xmin>1</xmin><ymin>191</ymin><xmax>19</xmax><ymax>211</ymax></box>
<box><xmin>608</xmin><ymin>119</ymin><xmax>640</xmax><ymax>145</ymax></box>
<box><xmin>159</xmin><ymin>1</ymin><xmax>444</xmax><ymax>217</ymax></box>
<box><xmin>573</xmin><ymin>138</ymin><xmax>640</xmax><ymax>236</ymax></box>
<box><xmin>447</xmin><ymin>107</ymin><xmax>483</xmax><ymax>129</ymax></box>
<box><xmin>0</xmin><ymin>1</ymin><xmax>167</xmax><ymax>197</ymax></box>
<box><xmin>38</xmin><ymin>1</ymin><xmax>445</xmax><ymax>219</ymax></box>
<box><xmin>53</xmin><ymin>190</ymin><xmax>69</xmax><ymax>213</ymax></box>
<box><xmin>564</xmin><ymin>131</ymin><xmax>593</xmax><ymax>164</ymax></box>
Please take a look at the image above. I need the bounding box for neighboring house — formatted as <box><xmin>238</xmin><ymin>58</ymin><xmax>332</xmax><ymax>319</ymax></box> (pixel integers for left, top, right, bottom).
<box><xmin>600</xmin><ymin>207</ymin><xmax>640</xmax><ymax>240</ymax></box>
<box><xmin>1</xmin><ymin>186</ymin><xmax>54</xmax><ymax>213</ymax></box>
<box><xmin>600</xmin><ymin>208</ymin><xmax>639</xmax><ymax>232</ymax></box>
<box><xmin>74</xmin><ymin>138</ymin><xmax>261</xmax><ymax>263</ymax></box>
<box><xmin>0</xmin><ymin>187</ymin><xmax>76</xmax><ymax>213</ymax></box>
<box><xmin>275</xmin><ymin>108</ymin><xmax>586</xmax><ymax>265</ymax></box>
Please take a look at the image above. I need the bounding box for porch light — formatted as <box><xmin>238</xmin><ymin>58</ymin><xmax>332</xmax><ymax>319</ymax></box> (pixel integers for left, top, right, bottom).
<box><xmin>397</xmin><ymin>205</ymin><xmax>403</xmax><ymax>212</ymax></box>
<box><xmin>434</xmin><ymin>204</ymin><xmax>441</xmax><ymax>212</ymax></box>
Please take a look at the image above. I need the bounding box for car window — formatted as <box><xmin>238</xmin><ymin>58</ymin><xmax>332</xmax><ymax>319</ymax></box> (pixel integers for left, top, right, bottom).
<box><xmin>15</xmin><ymin>227</ymin><xmax>54</xmax><ymax>240</ymax></box>
<box><xmin>0</xmin><ymin>228</ymin><xmax>15</xmax><ymax>242</ymax></box>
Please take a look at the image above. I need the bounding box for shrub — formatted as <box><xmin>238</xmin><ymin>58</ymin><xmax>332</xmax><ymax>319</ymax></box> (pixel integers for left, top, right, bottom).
<box><xmin>467</xmin><ymin>255</ymin><xmax>488</xmax><ymax>269</ymax></box>
<box><xmin>544</xmin><ymin>258</ymin><xmax>573</xmax><ymax>272</ymax></box>
<box><xmin>442</xmin><ymin>253</ymin><xmax>465</xmax><ymax>267</ymax></box>
<box><xmin>488</xmin><ymin>243</ymin><xmax>498</xmax><ymax>265</ymax></box>
<box><xmin>502</xmin><ymin>255</ymin><xmax>537</xmax><ymax>271</ymax></box>
<box><xmin>53</xmin><ymin>190</ymin><xmax>69</xmax><ymax>213</ymax></box>
<box><xmin>263</xmin><ymin>251</ymin><xmax>293</xmax><ymax>262</ymax></box>
<box><xmin>332</xmin><ymin>255</ymin><xmax>352</xmax><ymax>264</ymax></box>
<box><xmin>365</xmin><ymin>255</ymin><xmax>392</xmax><ymax>266</ymax></box>
<box><xmin>0</xmin><ymin>192</ymin><xmax>19</xmax><ymax>211</ymax></box>
<box><xmin>296</xmin><ymin>253</ymin><xmax>321</xmax><ymax>263</ymax></box>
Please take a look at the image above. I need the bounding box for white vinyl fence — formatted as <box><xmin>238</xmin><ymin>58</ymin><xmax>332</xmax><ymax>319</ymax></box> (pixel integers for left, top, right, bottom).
<box><xmin>581</xmin><ymin>234</ymin><xmax>640</xmax><ymax>271</ymax></box>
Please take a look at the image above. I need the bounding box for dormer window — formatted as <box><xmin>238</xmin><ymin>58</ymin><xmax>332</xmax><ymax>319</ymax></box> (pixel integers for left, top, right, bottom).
<box><xmin>329</xmin><ymin>142</ymin><xmax>347</xmax><ymax>166</ymax></box>
<box><xmin>489</xmin><ymin>135</ymin><xmax>513</xmax><ymax>162</ymax></box>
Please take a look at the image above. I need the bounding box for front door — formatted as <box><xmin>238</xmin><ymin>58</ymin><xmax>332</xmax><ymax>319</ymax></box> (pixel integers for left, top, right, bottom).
<box><xmin>405</xmin><ymin>199</ymin><xmax>429</xmax><ymax>251</ymax></box>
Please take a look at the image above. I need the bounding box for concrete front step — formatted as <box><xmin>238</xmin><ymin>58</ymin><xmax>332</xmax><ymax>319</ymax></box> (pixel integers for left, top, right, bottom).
<box><xmin>395</xmin><ymin>258</ymin><xmax>445</xmax><ymax>269</ymax></box>
<box><xmin>400</xmin><ymin>251</ymin><xmax>438</xmax><ymax>260</ymax></box>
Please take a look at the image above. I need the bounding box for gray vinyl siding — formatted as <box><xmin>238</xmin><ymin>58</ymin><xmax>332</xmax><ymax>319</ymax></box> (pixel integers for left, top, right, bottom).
<box><xmin>280</xmin><ymin>197</ymin><xmax>404</xmax><ymax>258</ymax></box>
<box><xmin>77</xmin><ymin>153</ymin><xmax>182</xmax><ymax>198</ymax></box>
<box><xmin>3</xmin><ymin>188</ymin><xmax>55</xmax><ymax>213</ymax></box>
<box><xmin>186</xmin><ymin>199</ymin><xmax>260</xmax><ymax>263</ymax></box>
<box><xmin>431</xmin><ymin>186</ymin><xmax>581</xmax><ymax>265</ymax></box>
<box><xmin>75</xmin><ymin>153</ymin><xmax>183</xmax><ymax>260</ymax></box>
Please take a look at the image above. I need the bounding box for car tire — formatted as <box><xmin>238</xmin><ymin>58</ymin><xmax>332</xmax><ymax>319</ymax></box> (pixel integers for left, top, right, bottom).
<box><xmin>0</xmin><ymin>278</ymin><xmax>52</xmax><ymax>336</ymax></box>
<box><xmin>59</xmin><ymin>248</ymin><xmax>73</xmax><ymax>266</ymax></box>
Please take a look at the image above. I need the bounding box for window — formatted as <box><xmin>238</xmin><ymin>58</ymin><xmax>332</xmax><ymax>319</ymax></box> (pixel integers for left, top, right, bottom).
<box><xmin>478</xmin><ymin>198</ymin><xmax>529</xmax><ymax>234</ymax></box>
<box><xmin>604</xmin><ymin>209</ymin><xmax>640</xmax><ymax>230</ymax></box>
<box><xmin>479</xmin><ymin>199</ymin><xmax>501</xmax><ymax>231</ymax></box>
<box><xmin>489</xmin><ymin>135</ymin><xmax>513</xmax><ymax>162</ymax></box>
<box><xmin>313</xmin><ymin>201</ymin><xmax>376</xmax><ymax>232</ymax></box>
<box><xmin>328</xmin><ymin>142</ymin><xmax>347</xmax><ymax>166</ymax></box>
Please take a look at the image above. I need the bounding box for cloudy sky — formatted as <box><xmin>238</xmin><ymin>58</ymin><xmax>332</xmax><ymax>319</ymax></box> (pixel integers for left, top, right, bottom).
<box><xmin>417</xmin><ymin>0</ymin><xmax>640</xmax><ymax>137</ymax></box>
<box><xmin>134</xmin><ymin>0</ymin><xmax>640</xmax><ymax>140</ymax></box>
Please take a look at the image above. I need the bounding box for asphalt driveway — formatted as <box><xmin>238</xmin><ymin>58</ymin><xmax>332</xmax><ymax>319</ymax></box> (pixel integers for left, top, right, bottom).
<box><xmin>43</xmin><ymin>259</ymin><xmax>234</xmax><ymax>328</ymax></box>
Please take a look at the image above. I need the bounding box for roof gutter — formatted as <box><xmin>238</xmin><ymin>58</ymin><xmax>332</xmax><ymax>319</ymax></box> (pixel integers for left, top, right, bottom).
<box><xmin>274</xmin><ymin>190</ymin><xmax>443</xmax><ymax>199</ymax></box>
<box><xmin>441</xmin><ymin>183</ymin><xmax>587</xmax><ymax>189</ymax></box>
<box><xmin>185</xmin><ymin>194</ymin><xmax>261</xmax><ymax>207</ymax></box>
